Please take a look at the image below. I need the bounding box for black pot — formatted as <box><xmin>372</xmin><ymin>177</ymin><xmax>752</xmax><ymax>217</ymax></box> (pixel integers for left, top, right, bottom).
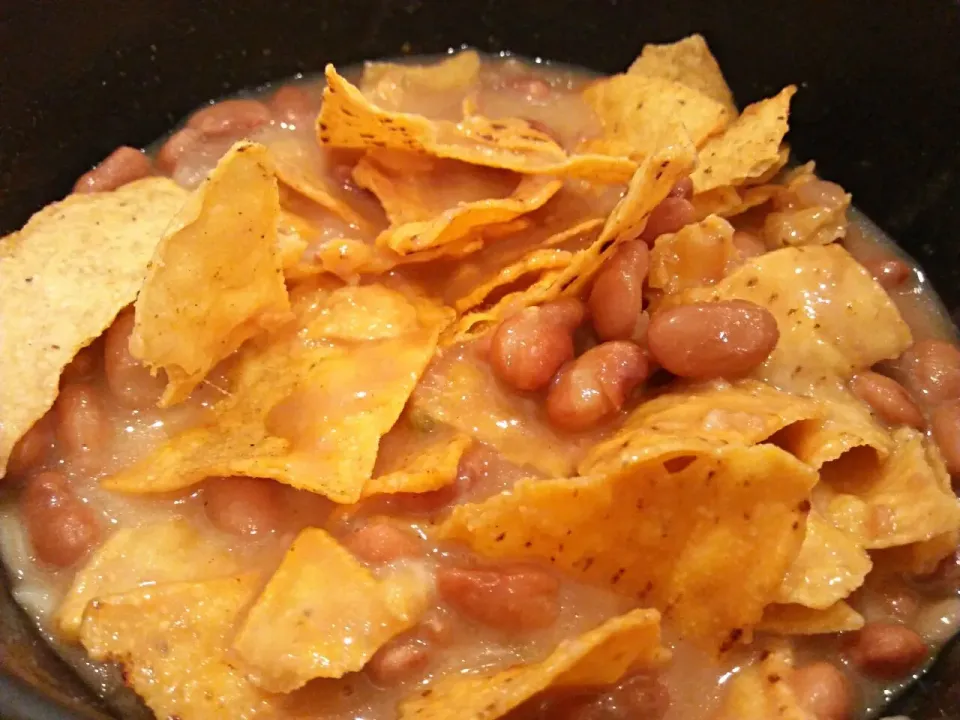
<box><xmin>2</xmin><ymin>1</ymin><xmax>960</xmax><ymax>717</ymax></box>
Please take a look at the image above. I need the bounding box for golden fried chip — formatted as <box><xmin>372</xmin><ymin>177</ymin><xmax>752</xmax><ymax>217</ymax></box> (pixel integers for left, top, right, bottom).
<box><xmin>0</xmin><ymin>177</ymin><xmax>187</xmax><ymax>476</ymax></box>
<box><xmin>628</xmin><ymin>34</ymin><xmax>736</xmax><ymax>112</ymax></box>
<box><xmin>79</xmin><ymin>574</ymin><xmax>277</xmax><ymax>720</ymax></box>
<box><xmin>774</xmin><ymin>512</ymin><xmax>871</xmax><ymax>609</ymax></box>
<box><xmin>580</xmin><ymin>379</ymin><xmax>821</xmax><ymax>475</ymax></box>
<box><xmin>364</xmin><ymin>429</ymin><xmax>471</xmax><ymax>497</ymax></box>
<box><xmin>759</xmin><ymin>601</ymin><xmax>864</xmax><ymax>635</ymax></box>
<box><xmin>233</xmin><ymin>528</ymin><xmax>429</xmax><ymax>692</ymax></box>
<box><xmin>361</xmin><ymin>50</ymin><xmax>481</xmax><ymax>114</ymax></box>
<box><xmin>680</xmin><ymin>245</ymin><xmax>912</xmax><ymax>393</ymax></box>
<box><xmin>57</xmin><ymin>521</ymin><xmax>240</xmax><ymax>641</ymax></box>
<box><xmin>649</xmin><ymin>215</ymin><xmax>738</xmax><ymax>294</ymax></box>
<box><xmin>103</xmin><ymin>285</ymin><xmax>452</xmax><ymax>503</ymax></box>
<box><xmin>711</xmin><ymin>651</ymin><xmax>812</xmax><ymax>720</ymax></box>
<box><xmin>318</xmin><ymin>65</ymin><xmax>638</xmax><ymax>184</ymax></box>
<box><xmin>398</xmin><ymin>609</ymin><xmax>667</xmax><ymax>720</ymax></box>
<box><xmin>584</xmin><ymin>74</ymin><xmax>732</xmax><ymax>158</ymax></box>
<box><xmin>691</xmin><ymin>183</ymin><xmax>778</xmax><ymax>221</ymax></box>
<box><xmin>276</xmin><ymin>209</ymin><xmax>312</xmax><ymax>269</ymax></box>
<box><xmin>876</xmin><ymin>529</ymin><xmax>960</xmax><ymax>576</ymax></box>
<box><xmin>764</xmin><ymin>170</ymin><xmax>851</xmax><ymax>248</ymax></box>
<box><xmin>690</xmin><ymin>86</ymin><xmax>796</xmax><ymax>193</ymax></box>
<box><xmin>131</xmin><ymin>142</ymin><xmax>291</xmax><ymax>406</ymax></box>
<box><xmin>441</xmin><ymin>443</ymin><xmax>817</xmax><ymax>650</ymax></box>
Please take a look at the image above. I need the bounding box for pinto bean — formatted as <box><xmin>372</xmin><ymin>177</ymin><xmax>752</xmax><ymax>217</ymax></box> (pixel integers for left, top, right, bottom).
<box><xmin>861</xmin><ymin>257</ymin><xmax>912</xmax><ymax>290</ymax></box>
<box><xmin>847</xmin><ymin>621</ymin><xmax>928</xmax><ymax>680</ymax></box>
<box><xmin>489</xmin><ymin>299</ymin><xmax>584</xmax><ymax>391</ymax></box>
<box><xmin>900</xmin><ymin>339</ymin><xmax>960</xmax><ymax>406</ymax></box>
<box><xmin>7</xmin><ymin>414</ymin><xmax>54</xmax><ymax>477</ymax></box>
<box><xmin>366</xmin><ymin>635</ymin><xmax>431</xmax><ymax>686</ymax></box>
<box><xmin>155</xmin><ymin>127</ymin><xmax>203</xmax><ymax>174</ymax></box>
<box><xmin>788</xmin><ymin>662</ymin><xmax>853</xmax><ymax>720</ymax></box>
<box><xmin>639</xmin><ymin>197</ymin><xmax>695</xmax><ymax>243</ymax></box>
<box><xmin>588</xmin><ymin>241</ymin><xmax>649</xmax><ymax>341</ymax></box>
<box><xmin>202</xmin><ymin>476</ymin><xmax>286</xmax><ymax>536</ymax></box>
<box><xmin>187</xmin><ymin>98</ymin><xmax>272</xmax><ymax>138</ymax></box>
<box><xmin>341</xmin><ymin>519</ymin><xmax>421</xmax><ymax>563</ymax></box>
<box><xmin>437</xmin><ymin>564</ymin><xmax>560</xmax><ymax>632</ymax></box>
<box><xmin>732</xmin><ymin>230</ymin><xmax>767</xmax><ymax>260</ymax></box>
<box><xmin>73</xmin><ymin>147</ymin><xmax>152</xmax><ymax>194</ymax></box>
<box><xmin>54</xmin><ymin>383</ymin><xmax>108</xmax><ymax>464</ymax></box>
<box><xmin>61</xmin><ymin>343</ymin><xmax>101</xmax><ymax>385</ymax></box>
<box><xmin>850</xmin><ymin>371</ymin><xmax>924</xmax><ymax>429</ymax></box>
<box><xmin>546</xmin><ymin>341</ymin><xmax>648</xmax><ymax>432</ymax></box>
<box><xmin>931</xmin><ymin>400</ymin><xmax>960</xmax><ymax>475</ymax></box>
<box><xmin>104</xmin><ymin>310</ymin><xmax>165</xmax><ymax>407</ymax></box>
<box><xmin>512</xmin><ymin>674</ymin><xmax>670</xmax><ymax>720</ymax></box>
<box><xmin>668</xmin><ymin>177</ymin><xmax>694</xmax><ymax>200</ymax></box>
<box><xmin>20</xmin><ymin>471</ymin><xmax>100</xmax><ymax>567</ymax></box>
<box><xmin>647</xmin><ymin>300</ymin><xmax>779</xmax><ymax>379</ymax></box>
<box><xmin>269</xmin><ymin>85</ymin><xmax>316</xmax><ymax>127</ymax></box>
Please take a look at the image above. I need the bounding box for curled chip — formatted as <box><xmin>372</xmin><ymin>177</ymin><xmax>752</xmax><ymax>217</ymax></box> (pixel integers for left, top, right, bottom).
<box><xmin>79</xmin><ymin>574</ymin><xmax>278</xmax><ymax>720</ymax></box>
<box><xmin>691</xmin><ymin>183</ymin><xmax>779</xmax><ymax>221</ymax></box>
<box><xmin>131</xmin><ymin>142</ymin><xmax>292</xmax><ymax>406</ymax></box>
<box><xmin>57</xmin><ymin>521</ymin><xmax>240</xmax><ymax>641</ymax></box>
<box><xmin>0</xmin><ymin>177</ymin><xmax>187</xmax><ymax>476</ymax></box>
<box><xmin>232</xmin><ymin>527</ymin><xmax>429</xmax><ymax>692</ymax></box>
<box><xmin>764</xmin><ymin>167</ymin><xmax>851</xmax><ymax>248</ymax></box>
<box><xmin>690</xmin><ymin>86</ymin><xmax>796</xmax><ymax>194</ymax></box>
<box><xmin>648</xmin><ymin>215</ymin><xmax>738</xmax><ymax>294</ymax></box>
<box><xmin>759</xmin><ymin>601</ymin><xmax>865</xmax><ymax>636</ymax></box>
<box><xmin>583</xmin><ymin>74</ymin><xmax>732</xmax><ymax>158</ymax></box>
<box><xmin>628</xmin><ymin>34</ymin><xmax>736</xmax><ymax>113</ymax></box>
<box><xmin>774</xmin><ymin>511</ymin><xmax>871</xmax><ymax>609</ymax></box>
<box><xmin>711</xmin><ymin>650</ymin><xmax>813</xmax><ymax>720</ymax></box>
<box><xmin>103</xmin><ymin>284</ymin><xmax>452</xmax><ymax>503</ymax></box>
<box><xmin>364</xmin><ymin>429</ymin><xmax>472</xmax><ymax>497</ymax></box>
<box><xmin>318</xmin><ymin>65</ymin><xmax>638</xmax><ymax>184</ymax></box>
<box><xmin>361</xmin><ymin>50</ymin><xmax>481</xmax><ymax>113</ymax></box>
<box><xmin>441</xmin><ymin>443</ymin><xmax>817</xmax><ymax>650</ymax></box>
<box><xmin>876</xmin><ymin>529</ymin><xmax>960</xmax><ymax>576</ymax></box>
<box><xmin>398</xmin><ymin>608</ymin><xmax>667</xmax><ymax>720</ymax></box>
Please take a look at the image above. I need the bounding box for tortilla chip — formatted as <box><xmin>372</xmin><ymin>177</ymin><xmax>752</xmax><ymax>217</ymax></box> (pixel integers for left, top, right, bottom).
<box><xmin>875</xmin><ymin>529</ymin><xmax>960</xmax><ymax>576</ymax></box>
<box><xmin>57</xmin><ymin>521</ymin><xmax>240</xmax><ymax>641</ymax></box>
<box><xmin>584</xmin><ymin>74</ymin><xmax>732</xmax><ymax>158</ymax></box>
<box><xmin>759</xmin><ymin>602</ymin><xmax>864</xmax><ymax>635</ymax></box>
<box><xmin>711</xmin><ymin>651</ymin><xmax>813</xmax><ymax>720</ymax></box>
<box><xmin>364</xmin><ymin>430</ymin><xmax>471</xmax><ymax>497</ymax></box>
<box><xmin>691</xmin><ymin>183</ymin><xmax>778</xmax><ymax>221</ymax></box>
<box><xmin>131</xmin><ymin>142</ymin><xmax>291</xmax><ymax>406</ymax></box>
<box><xmin>774</xmin><ymin>512</ymin><xmax>871</xmax><ymax>609</ymax></box>
<box><xmin>398</xmin><ymin>609</ymin><xmax>667</xmax><ymax>720</ymax></box>
<box><xmin>0</xmin><ymin>177</ymin><xmax>187</xmax><ymax>476</ymax></box>
<box><xmin>441</xmin><ymin>443</ymin><xmax>817</xmax><ymax>650</ymax></box>
<box><xmin>318</xmin><ymin>65</ymin><xmax>638</xmax><ymax>184</ymax></box>
<box><xmin>450</xmin><ymin>141</ymin><xmax>696</xmax><ymax>342</ymax></box>
<box><xmin>690</xmin><ymin>86</ymin><xmax>796</xmax><ymax>193</ymax></box>
<box><xmin>103</xmin><ymin>285</ymin><xmax>451</xmax><ymax>503</ymax></box>
<box><xmin>233</xmin><ymin>527</ymin><xmax>429</xmax><ymax>692</ymax></box>
<box><xmin>679</xmin><ymin>245</ymin><xmax>912</xmax><ymax>393</ymax></box>
<box><xmin>361</xmin><ymin>50</ymin><xmax>482</xmax><ymax>113</ymax></box>
<box><xmin>580</xmin><ymin>379</ymin><xmax>821</xmax><ymax>475</ymax></box>
<box><xmin>276</xmin><ymin>209</ymin><xmax>312</xmax><ymax>269</ymax></box>
<box><xmin>628</xmin><ymin>34</ymin><xmax>736</xmax><ymax>112</ymax></box>
<box><xmin>648</xmin><ymin>215</ymin><xmax>738</xmax><ymax>294</ymax></box>
<box><xmin>79</xmin><ymin>574</ymin><xmax>278</xmax><ymax>720</ymax></box>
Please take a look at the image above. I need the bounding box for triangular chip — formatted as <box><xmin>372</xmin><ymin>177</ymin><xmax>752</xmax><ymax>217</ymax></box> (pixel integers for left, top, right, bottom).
<box><xmin>759</xmin><ymin>601</ymin><xmax>864</xmax><ymax>635</ymax></box>
<box><xmin>232</xmin><ymin>527</ymin><xmax>429</xmax><ymax>692</ymax></box>
<box><xmin>364</xmin><ymin>428</ymin><xmax>472</xmax><ymax>497</ymax></box>
<box><xmin>763</xmin><ymin>168</ymin><xmax>851</xmax><ymax>248</ymax></box>
<box><xmin>441</xmin><ymin>443</ymin><xmax>817</xmax><ymax>650</ymax></box>
<box><xmin>628</xmin><ymin>34</ymin><xmax>736</xmax><ymax>112</ymax></box>
<box><xmin>648</xmin><ymin>214</ymin><xmax>738</xmax><ymax>294</ymax></box>
<box><xmin>131</xmin><ymin>142</ymin><xmax>291</xmax><ymax>406</ymax></box>
<box><xmin>361</xmin><ymin>50</ymin><xmax>481</xmax><ymax>114</ymax></box>
<box><xmin>398</xmin><ymin>608</ymin><xmax>667</xmax><ymax>720</ymax></box>
<box><xmin>0</xmin><ymin>177</ymin><xmax>187</xmax><ymax>476</ymax></box>
<box><xmin>711</xmin><ymin>650</ymin><xmax>814</xmax><ymax>720</ymax></box>
<box><xmin>691</xmin><ymin>182</ymin><xmax>779</xmax><ymax>221</ymax></box>
<box><xmin>79</xmin><ymin>574</ymin><xmax>278</xmax><ymax>720</ymax></box>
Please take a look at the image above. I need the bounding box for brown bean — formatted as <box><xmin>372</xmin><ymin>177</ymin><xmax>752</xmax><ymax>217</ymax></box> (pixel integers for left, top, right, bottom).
<box><xmin>668</xmin><ymin>177</ymin><xmax>694</xmax><ymax>200</ymax></box>
<box><xmin>788</xmin><ymin>662</ymin><xmax>853</xmax><ymax>720</ymax></box>
<box><xmin>847</xmin><ymin>621</ymin><xmax>928</xmax><ymax>680</ymax></box>
<box><xmin>546</xmin><ymin>341</ymin><xmax>648</xmax><ymax>432</ymax></box>
<box><xmin>588</xmin><ymin>241</ymin><xmax>649</xmax><ymax>341</ymax></box>
<box><xmin>20</xmin><ymin>471</ymin><xmax>100</xmax><ymax>567</ymax></box>
<box><xmin>639</xmin><ymin>197</ymin><xmax>695</xmax><ymax>243</ymax></box>
<box><xmin>73</xmin><ymin>147</ymin><xmax>152</xmax><ymax>194</ymax></box>
<box><xmin>850</xmin><ymin>371</ymin><xmax>924</xmax><ymax>429</ymax></box>
<box><xmin>104</xmin><ymin>310</ymin><xmax>166</xmax><ymax>407</ymax></box>
<box><xmin>187</xmin><ymin>98</ymin><xmax>272</xmax><ymax>138</ymax></box>
<box><xmin>901</xmin><ymin>339</ymin><xmax>960</xmax><ymax>406</ymax></box>
<box><xmin>341</xmin><ymin>519</ymin><xmax>421</xmax><ymax>563</ymax></box>
<box><xmin>7</xmin><ymin>414</ymin><xmax>54</xmax><ymax>478</ymax></box>
<box><xmin>366</xmin><ymin>635</ymin><xmax>431</xmax><ymax>686</ymax></box>
<box><xmin>931</xmin><ymin>400</ymin><xmax>960</xmax><ymax>475</ymax></box>
<box><xmin>732</xmin><ymin>230</ymin><xmax>766</xmax><ymax>260</ymax></box>
<box><xmin>54</xmin><ymin>383</ymin><xmax>108</xmax><ymax>464</ymax></box>
<box><xmin>489</xmin><ymin>299</ymin><xmax>584</xmax><ymax>391</ymax></box>
<box><xmin>513</xmin><ymin>674</ymin><xmax>670</xmax><ymax>720</ymax></box>
<box><xmin>269</xmin><ymin>85</ymin><xmax>316</xmax><ymax>127</ymax></box>
<box><xmin>437</xmin><ymin>564</ymin><xmax>560</xmax><ymax>632</ymax></box>
<box><xmin>647</xmin><ymin>300</ymin><xmax>779</xmax><ymax>379</ymax></box>
<box><xmin>61</xmin><ymin>343</ymin><xmax>101</xmax><ymax>385</ymax></box>
<box><xmin>202</xmin><ymin>476</ymin><xmax>286</xmax><ymax>536</ymax></box>
<box><xmin>862</xmin><ymin>257</ymin><xmax>912</xmax><ymax>290</ymax></box>
<box><xmin>155</xmin><ymin>127</ymin><xmax>203</xmax><ymax>174</ymax></box>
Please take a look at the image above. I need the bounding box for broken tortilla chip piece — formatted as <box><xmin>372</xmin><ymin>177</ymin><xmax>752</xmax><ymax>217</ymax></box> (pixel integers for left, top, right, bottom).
<box><xmin>0</xmin><ymin>177</ymin><xmax>187</xmax><ymax>477</ymax></box>
<box><xmin>361</xmin><ymin>50</ymin><xmax>481</xmax><ymax>114</ymax></box>
<box><xmin>690</xmin><ymin>86</ymin><xmax>796</xmax><ymax>193</ymax></box>
<box><xmin>648</xmin><ymin>215</ymin><xmax>738</xmax><ymax>294</ymax></box>
<box><xmin>628</xmin><ymin>34</ymin><xmax>736</xmax><ymax>113</ymax></box>
<box><xmin>691</xmin><ymin>183</ymin><xmax>779</xmax><ymax>221</ymax></box>
<box><xmin>759</xmin><ymin>602</ymin><xmax>864</xmax><ymax>636</ymax></box>
<box><xmin>398</xmin><ymin>608</ymin><xmax>667</xmax><ymax>720</ymax></box>
<box><xmin>79</xmin><ymin>574</ymin><xmax>277</xmax><ymax>720</ymax></box>
<box><xmin>318</xmin><ymin>65</ymin><xmax>638</xmax><ymax>184</ymax></box>
<box><xmin>440</xmin><ymin>443</ymin><xmax>817</xmax><ymax>650</ymax></box>
<box><xmin>232</xmin><ymin>527</ymin><xmax>429</xmax><ymax>692</ymax></box>
<box><xmin>103</xmin><ymin>285</ymin><xmax>452</xmax><ymax>503</ymax></box>
<box><xmin>131</xmin><ymin>142</ymin><xmax>291</xmax><ymax>407</ymax></box>
<box><xmin>711</xmin><ymin>650</ymin><xmax>813</xmax><ymax>720</ymax></box>
<box><xmin>364</xmin><ymin>430</ymin><xmax>472</xmax><ymax>497</ymax></box>
<box><xmin>57</xmin><ymin>521</ymin><xmax>241</xmax><ymax>641</ymax></box>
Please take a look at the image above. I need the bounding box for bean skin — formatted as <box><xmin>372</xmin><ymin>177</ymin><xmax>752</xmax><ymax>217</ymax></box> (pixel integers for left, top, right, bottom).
<box><xmin>732</xmin><ymin>231</ymin><xmax>766</xmax><ymax>260</ymax></box>
<box><xmin>647</xmin><ymin>300</ymin><xmax>779</xmax><ymax>379</ymax></box>
<box><xmin>667</xmin><ymin>177</ymin><xmax>694</xmax><ymax>200</ymax></box>
<box><xmin>341</xmin><ymin>519</ymin><xmax>422</xmax><ymax>563</ymax></box>
<box><xmin>269</xmin><ymin>85</ymin><xmax>316</xmax><ymax>127</ymax></box>
<box><xmin>437</xmin><ymin>564</ymin><xmax>560</xmax><ymax>632</ymax></box>
<box><xmin>788</xmin><ymin>662</ymin><xmax>853</xmax><ymax>720</ymax></box>
<box><xmin>73</xmin><ymin>147</ymin><xmax>152</xmax><ymax>194</ymax></box>
<box><xmin>20</xmin><ymin>471</ymin><xmax>100</xmax><ymax>568</ymax></box>
<box><xmin>862</xmin><ymin>257</ymin><xmax>912</xmax><ymax>290</ymax></box>
<box><xmin>847</xmin><ymin>621</ymin><xmax>928</xmax><ymax>681</ymax></box>
<box><xmin>187</xmin><ymin>99</ymin><xmax>272</xmax><ymax>138</ymax></box>
<box><xmin>850</xmin><ymin>371</ymin><xmax>924</xmax><ymax>429</ymax></box>
<box><xmin>202</xmin><ymin>476</ymin><xmax>286</xmax><ymax>537</ymax></box>
<box><xmin>104</xmin><ymin>310</ymin><xmax>165</xmax><ymax>407</ymax></box>
<box><xmin>54</xmin><ymin>383</ymin><xmax>108</xmax><ymax>465</ymax></box>
<box><xmin>366</xmin><ymin>635</ymin><xmax>431</xmax><ymax>686</ymax></box>
<box><xmin>639</xmin><ymin>197</ymin><xmax>696</xmax><ymax>243</ymax></box>
<box><xmin>6</xmin><ymin>414</ymin><xmax>54</xmax><ymax>478</ymax></box>
<box><xmin>931</xmin><ymin>400</ymin><xmax>960</xmax><ymax>475</ymax></box>
<box><xmin>156</xmin><ymin>127</ymin><xmax>203</xmax><ymax>174</ymax></box>
<box><xmin>588</xmin><ymin>241</ymin><xmax>649</xmax><ymax>341</ymax></box>
<box><xmin>900</xmin><ymin>339</ymin><xmax>960</xmax><ymax>406</ymax></box>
